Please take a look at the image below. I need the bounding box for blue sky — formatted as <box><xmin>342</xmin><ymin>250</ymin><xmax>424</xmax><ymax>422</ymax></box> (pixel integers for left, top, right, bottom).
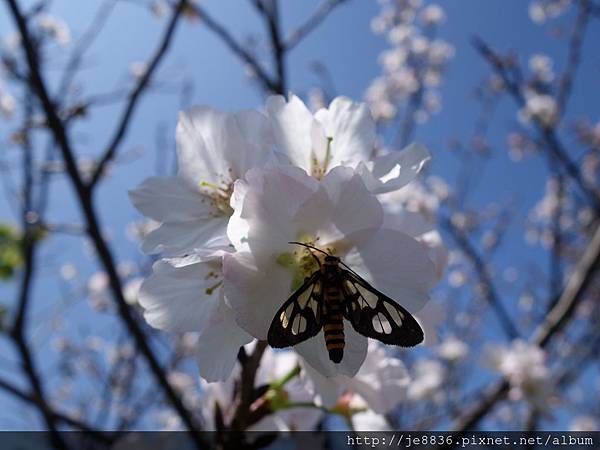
<box><xmin>0</xmin><ymin>0</ymin><xmax>598</xmax><ymax>430</ymax></box>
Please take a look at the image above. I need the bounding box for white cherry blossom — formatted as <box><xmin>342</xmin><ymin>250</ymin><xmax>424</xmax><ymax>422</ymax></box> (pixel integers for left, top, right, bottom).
<box><xmin>301</xmin><ymin>341</ymin><xmax>410</xmax><ymax>413</ymax></box>
<box><xmin>224</xmin><ymin>165</ymin><xmax>437</xmax><ymax>378</ymax></box>
<box><xmin>138</xmin><ymin>251</ymin><xmax>252</xmax><ymax>382</ymax></box>
<box><xmin>487</xmin><ymin>340</ymin><xmax>553</xmax><ymax>409</ymax></box>
<box><xmin>129</xmin><ymin>106</ymin><xmax>274</xmax><ymax>256</ymax></box>
<box><xmin>267</xmin><ymin>94</ymin><xmax>430</xmax><ymax>193</ymax></box>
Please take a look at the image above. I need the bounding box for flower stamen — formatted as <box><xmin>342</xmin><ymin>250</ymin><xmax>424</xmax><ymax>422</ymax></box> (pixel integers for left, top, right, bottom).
<box><xmin>199</xmin><ymin>180</ymin><xmax>234</xmax><ymax>217</ymax></box>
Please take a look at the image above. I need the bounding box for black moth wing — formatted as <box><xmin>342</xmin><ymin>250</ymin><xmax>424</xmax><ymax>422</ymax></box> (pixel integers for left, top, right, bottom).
<box><xmin>340</xmin><ymin>269</ymin><xmax>424</xmax><ymax>347</ymax></box>
<box><xmin>267</xmin><ymin>271</ymin><xmax>324</xmax><ymax>348</ymax></box>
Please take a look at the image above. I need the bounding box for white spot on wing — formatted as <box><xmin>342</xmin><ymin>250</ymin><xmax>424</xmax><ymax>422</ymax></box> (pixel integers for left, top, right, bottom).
<box><xmin>384</xmin><ymin>303</ymin><xmax>404</xmax><ymax>327</ymax></box>
<box><xmin>357</xmin><ymin>285</ymin><xmax>378</xmax><ymax>308</ymax></box>
<box><xmin>372</xmin><ymin>313</ymin><xmax>392</xmax><ymax>334</ymax></box>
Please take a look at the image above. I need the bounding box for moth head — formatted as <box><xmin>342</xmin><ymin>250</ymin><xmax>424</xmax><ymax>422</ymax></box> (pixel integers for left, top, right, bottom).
<box><xmin>324</xmin><ymin>255</ymin><xmax>340</xmax><ymax>263</ymax></box>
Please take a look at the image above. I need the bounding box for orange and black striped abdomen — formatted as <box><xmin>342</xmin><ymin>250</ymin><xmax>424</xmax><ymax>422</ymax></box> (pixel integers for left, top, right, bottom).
<box><xmin>322</xmin><ymin>260</ymin><xmax>345</xmax><ymax>363</ymax></box>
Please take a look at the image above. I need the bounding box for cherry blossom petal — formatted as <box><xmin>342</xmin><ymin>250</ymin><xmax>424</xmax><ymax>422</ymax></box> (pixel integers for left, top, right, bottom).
<box><xmin>193</xmin><ymin>305</ymin><xmax>252</xmax><ymax>382</ymax></box>
<box><xmin>229</xmin><ymin>166</ymin><xmax>319</xmax><ymax>264</ymax></box>
<box><xmin>176</xmin><ymin>107</ymin><xmax>273</xmax><ymax>186</ymax></box>
<box><xmin>343</xmin><ymin>228</ymin><xmax>436</xmax><ymax>314</ymax></box>
<box><xmin>383</xmin><ymin>211</ymin><xmax>448</xmax><ymax>281</ymax></box>
<box><xmin>382</xmin><ymin>209</ymin><xmax>434</xmax><ymax>238</ymax></box>
<box><xmin>314</xmin><ymin>96</ymin><xmax>376</xmax><ymax>167</ymax></box>
<box><xmin>138</xmin><ymin>259</ymin><xmax>223</xmax><ymax>333</ymax></box>
<box><xmin>351</xmin><ymin>410</ymin><xmax>392</xmax><ymax>431</ymax></box>
<box><xmin>303</xmin><ymin>342</ymin><xmax>409</xmax><ymax>412</ymax></box>
<box><xmin>414</xmin><ymin>301</ymin><xmax>446</xmax><ymax>346</ymax></box>
<box><xmin>266</xmin><ymin>94</ymin><xmax>315</xmax><ymax>171</ymax></box>
<box><xmin>223</xmin><ymin>251</ymin><xmax>293</xmax><ymax>339</ymax></box>
<box><xmin>141</xmin><ymin>217</ymin><xmax>229</xmax><ymax>256</ymax></box>
<box><xmin>344</xmin><ymin>345</ymin><xmax>410</xmax><ymax>413</ymax></box>
<box><xmin>357</xmin><ymin>143</ymin><xmax>430</xmax><ymax>194</ymax></box>
<box><xmin>128</xmin><ymin>176</ymin><xmax>211</xmax><ymax>222</ymax></box>
<box><xmin>295</xmin><ymin>324</ymin><xmax>368</xmax><ymax>377</ymax></box>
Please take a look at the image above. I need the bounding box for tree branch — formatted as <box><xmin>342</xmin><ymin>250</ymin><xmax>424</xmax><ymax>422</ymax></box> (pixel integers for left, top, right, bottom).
<box><xmin>184</xmin><ymin>1</ymin><xmax>279</xmax><ymax>93</ymax></box>
<box><xmin>472</xmin><ymin>36</ymin><xmax>600</xmax><ymax>213</ymax></box>
<box><xmin>4</xmin><ymin>1</ymin><xmax>207</xmax><ymax>447</ymax></box>
<box><xmin>8</xmin><ymin>86</ymin><xmax>69</xmax><ymax>450</ymax></box>
<box><xmin>0</xmin><ymin>376</ymin><xmax>113</xmax><ymax>445</ymax></box>
<box><xmin>284</xmin><ymin>0</ymin><xmax>351</xmax><ymax>50</ymax></box>
<box><xmin>88</xmin><ymin>0</ymin><xmax>186</xmax><ymax>189</ymax></box>
<box><xmin>442</xmin><ymin>217</ymin><xmax>520</xmax><ymax>340</ymax></box>
<box><xmin>451</xmin><ymin>222</ymin><xmax>600</xmax><ymax>431</ymax></box>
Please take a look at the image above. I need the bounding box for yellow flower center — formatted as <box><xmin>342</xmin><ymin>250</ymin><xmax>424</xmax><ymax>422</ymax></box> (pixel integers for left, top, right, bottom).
<box><xmin>198</xmin><ymin>180</ymin><xmax>234</xmax><ymax>217</ymax></box>
<box><xmin>275</xmin><ymin>234</ymin><xmax>336</xmax><ymax>291</ymax></box>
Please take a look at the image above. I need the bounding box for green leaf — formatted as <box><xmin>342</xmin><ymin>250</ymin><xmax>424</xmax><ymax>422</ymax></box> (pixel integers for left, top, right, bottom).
<box><xmin>0</xmin><ymin>224</ymin><xmax>23</xmax><ymax>280</ymax></box>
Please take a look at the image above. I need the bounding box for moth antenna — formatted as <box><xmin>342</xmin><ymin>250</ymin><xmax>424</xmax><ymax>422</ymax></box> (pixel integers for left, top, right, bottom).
<box><xmin>288</xmin><ymin>241</ymin><xmax>330</xmax><ymax>256</ymax></box>
<box><xmin>339</xmin><ymin>259</ymin><xmax>366</xmax><ymax>280</ymax></box>
<box><xmin>288</xmin><ymin>241</ymin><xmax>328</xmax><ymax>266</ymax></box>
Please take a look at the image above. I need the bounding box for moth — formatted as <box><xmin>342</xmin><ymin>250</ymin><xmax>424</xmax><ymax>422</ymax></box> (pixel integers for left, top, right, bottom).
<box><xmin>267</xmin><ymin>242</ymin><xmax>424</xmax><ymax>363</ymax></box>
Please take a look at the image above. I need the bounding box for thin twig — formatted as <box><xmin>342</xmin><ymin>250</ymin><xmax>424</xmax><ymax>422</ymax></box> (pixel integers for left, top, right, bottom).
<box><xmin>0</xmin><ymin>376</ymin><xmax>114</xmax><ymax>445</ymax></box>
<box><xmin>9</xmin><ymin>89</ymin><xmax>69</xmax><ymax>450</ymax></box>
<box><xmin>230</xmin><ymin>341</ymin><xmax>268</xmax><ymax>430</ymax></box>
<box><xmin>284</xmin><ymin>0</ymin><xmax>351</xmax><ymax>50</ymax></box>
<box><xmin>472</xmin><ymin>36</ymin><xmax>600</xmax><ymax>213</ymax></box>
<box><xmin>442</xmin><ymin>217</ymin><xmax>520</xmax><ymax>340</ymax></box>
<box><xmin>254</xmin><ymin>0</ymin><xmax>286</xmax><ymax>94</ymax></box>
<box><xmin>88</xmin><ymin>0</ymin><xmax>186</xmax><ymax>188</ymax></box>
<box><xmin>452</xmin><ymin>223</ymin><xmax>600</xmax><ymax>431</ymax></box>
<box><xmin>557</xmin><ymin>0</ymin><xmax>590</xmax><ymax>115</ymax></box>
<box><xmin>184</xmin><ymin>1</ymin><xmax>279</xmax><ymax>93</ymax></box>
<box><xmin>4</xmin><ymin>1</ymin><xmax>207</xmax><ymax>447</ymax></box>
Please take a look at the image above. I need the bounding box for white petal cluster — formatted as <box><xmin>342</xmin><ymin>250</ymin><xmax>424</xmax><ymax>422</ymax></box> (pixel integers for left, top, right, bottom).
<box><xmin>529</xmin><ymin>54</ymin><xmax>554</xmax><ymax>84</ymax></box>
<box><xmin>367</xmin><ymin>1</ymin><xmax>453</xmax><ymax>123</ymax></box>
<box><xmin>0</xmin><ymin>81</ymin><xmax>15</xmax><ymax>119</ymax></box>
<box><xmin>129</xmin><ymin>92</ymin><xmax>446</xmax><ymax>428</ymax></box>
<box><xmin>37</xmin><ymin>13</ymin><xmax>71</xmax><ymax>46</ymax></box>
<box><xmin>488</xmin><ymin>340</ymin><xmax>553</xmax><ymax>409</ymax></box>
<box><xmin>529</xmin><ymin>0</ymin><xmax>573</xmax><ymax>24</ymax></box>
<box><xmin>407</xmin><ymin>358</ymin><xmax>446</xmax><ymax>402</ymax></box>
<box><xmin>519</xmin><ymin>92</ymin><xmax>558</xmax><ymax>128</ymax></box>
<box><xmin>436</xmin><ymin>336</ymin><xmax>468</xmax><ymax>362</ymax></box>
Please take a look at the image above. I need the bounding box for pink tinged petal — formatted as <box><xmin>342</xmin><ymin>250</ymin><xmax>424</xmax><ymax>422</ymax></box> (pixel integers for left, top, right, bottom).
<box><xmin>295</xmin><ymin>323</ymin><xmax>368</xmax><ymax>378</ymax></box>
<box><xmin>193</xmin><ymin>306</ymin><xmax>253</xmax><ymax>382</ymax></box>
<box><xmin>138</xmin><ymin>259</ymin><xmax>223</xmax><ymax>333</ymax></box>
<box><xmin>321</xmin><ymin>167</ymin><xmax>384</xmax><ymax>236</ymax></box>
<box><xmin>223</xmin><ymin>252</ymin><xmax>293</xmax><ymax>340</ymax></box>
<box><xmin>266</xmin><ymin>94</ymin><xmax>314</xmax><ymax>171</ymax></box>
<box><xmin>293</xmin><ymin>167</ymin><xmax>383</xmax><ymax>248</ymax></box>
<box><xmin>314</xmin><ymin>97</ymin><xmax>376</xmax><ymax>167</ymax></box>
<box><xmin>383</xmin><ymin>210</ymin><xmax>447</xmax><ymax>281</ymax></box>
<box><xmin>344</xmin><ymin>228</ymin><xmax>437</xmax><ymax>313</ymax></box>
<box><xmin>128</xmin><ymin>176</ymin><xmax>211</xmax><ymax>222</ymax></box>
<box><xmin>233</xmin><ymin>166</ymin><xmax>319</xmax><ymax>264</ymax></box>
<box><xmin>357</xmin><ymin>143</ymin><xmax>431</xmax><ymax>194</ymax></box>
<box><xmin>141</xmin><ymin>217</ymin><xmax>229</xmax><ymax>256</ymax></box>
